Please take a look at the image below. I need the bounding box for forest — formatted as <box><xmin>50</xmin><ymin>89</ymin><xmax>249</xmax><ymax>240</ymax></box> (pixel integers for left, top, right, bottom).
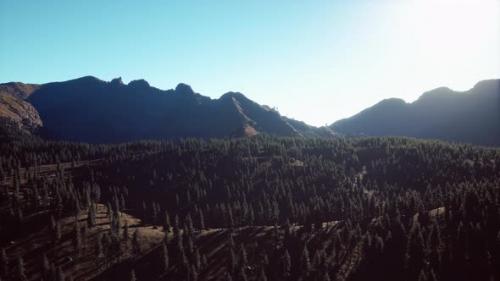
<box><xmin>1</xmin><ymin>135</ymin><xmax>499</xmax><ymax>281</ymax></box>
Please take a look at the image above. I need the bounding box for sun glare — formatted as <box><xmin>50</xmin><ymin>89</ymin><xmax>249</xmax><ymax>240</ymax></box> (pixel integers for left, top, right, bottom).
<box><xmin>409</xmin><ymin>0</ymin><xmax>499</xmax><ymax>66</ymax></box>
<box><xmin>387</xmin><ymin>0</ymin><xmax>500</xmax><ymax>92</ymax></box>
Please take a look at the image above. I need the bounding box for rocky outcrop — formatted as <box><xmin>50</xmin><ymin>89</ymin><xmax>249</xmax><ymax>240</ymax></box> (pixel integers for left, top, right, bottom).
<box><xmin>0</xmin><ymin>83</ymin><xmax>42</xmax><ymax>132</ymax></box>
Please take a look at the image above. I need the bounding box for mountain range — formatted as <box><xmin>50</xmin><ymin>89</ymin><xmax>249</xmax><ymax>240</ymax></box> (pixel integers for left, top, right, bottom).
<box><xmin>0</xmin><ymin>76</ymin><xmax>332</xmax><ymax>143</ymax></box>
<box><xmin>0</xmin><ymin>76</ymin><xmax>498</xmax><ymax>146</ymax></box>
<box><xmin>331</xmin><ymin>79</ymin><xmax>500</xmax><ymax>146</ymax></box>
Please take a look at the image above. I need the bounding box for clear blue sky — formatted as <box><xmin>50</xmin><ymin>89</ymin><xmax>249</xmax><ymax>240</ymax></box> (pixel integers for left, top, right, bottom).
<box><xmin>1</xmin><ymin>0</ymin><xmax>499</xmax><ymax>125</ymax></box>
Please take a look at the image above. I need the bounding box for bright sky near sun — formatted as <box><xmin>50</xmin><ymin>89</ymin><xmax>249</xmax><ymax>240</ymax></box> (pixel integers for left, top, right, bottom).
<box><xmin>0</xmin><ymin>0</ymin><xmax>499</xmax><ymax>126</ymax></box>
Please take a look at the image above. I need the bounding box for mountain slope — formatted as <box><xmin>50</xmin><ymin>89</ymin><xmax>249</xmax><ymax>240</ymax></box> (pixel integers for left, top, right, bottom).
<box><xmin>0</xmin><ymin>82</ymin><xmax>39</xmax><ymax>99</ymax></box>
<box><xmin>0</xmin><ymin>76</ymin><xmax>329</xmax><ymax>143</ymax></box>
<box><xmin>0</xmin><ymin>82</ymin><xmax>42</xmax><ymax>142</ymax></box>
<box><xmin>331</xmin><ymin>79</ymin><xmax>500</xmax><ymax>146</ymax></box>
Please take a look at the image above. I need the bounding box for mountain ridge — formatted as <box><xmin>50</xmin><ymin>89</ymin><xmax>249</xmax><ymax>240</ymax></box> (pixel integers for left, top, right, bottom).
<box><xmin>0</xmin><ymin>76</ymin><xmax>332</xmax><ymax>143</ymax></box>
<box><xmin>1</xmin><ymin>76</ymin><xmax>498</xmax><ymax>146</ymax></box>
<box><xmin>331</xmin><ymin>79</ymin><xmax>500</xmax><ymax>146</ymax></box>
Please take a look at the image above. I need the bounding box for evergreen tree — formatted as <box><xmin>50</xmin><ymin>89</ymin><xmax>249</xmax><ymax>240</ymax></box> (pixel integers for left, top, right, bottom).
<box><xmin>0</xmin><ymin>248</ymin><xmax>7</xmax><ymax>277</ymax></box>
<box><xmin>96</xmin><ymin>233</ymin><xmax>104</xmax><ymax>259</ymax></box>
<box><xmin>74</xmin><ymin>222</ymin><xmax>82</xmax><ymax>256</ymax></box>
<box><xmin>282</xmin><ymin>249</ymin><xmax>291</xmax><ymax>278</ymax></box>
<box><xmin>238</xmin><ymin>266</ymin><xmax>248</xmax><ymax>281</ymax></box>
<box><xmin>199</xmin><ymin>209</ymin><xmax>205</xmax><ymax>230</ymax></box>
<box><xmin>301</xmin><ymin>243</ymin><xmax>311</xmax><ymax>273</ymax></box>
<box><xmin>132</xmin><ymin>229</ymin><xmax>141</xmax><ymax>255</ymax></box>
<box><xmin>224</xmin><ymin>272</ymin><xmax>233</xmax><ymax>281</ymax></box>
<box><xmin>163</xmin><ymin>211</ymin><xmax>171</xmax><ymax>232</ymax></box>
<box><xmin>130</xmin><ymin>269</ymin><xmax>137</xmax><ymax>281</ymax></box>
<box><xmin>87</xmin><ymin>204</ymin><xmax>96</xmax><ymax>228</ymax></box>
<box><xmin>258</xmin><ymin>267</ymin><xmax>268</xmax><ymax>281</ymax></box>
<box><xmin>239</xmin><ymin>245</ymin><xmax>248</xmax><ymax>266</ymax></box>
<box><xmin>56</xmin><ymin>266</ymin><xmax>65</xmax><ymax>281</ymax></box>
<box><xmin>230</xmin><ymin>248</ymin><xmax>237</xmax><ymax>273</ymax></box>
<box><xmin>42</xmin><ymin>254</ymin><xmax>50</xmax><ymax>277</ymax></box>
<box><xmin>190</xmin><ymin>265</ymin><xmax>199</xmax><ymax>281</ymax></box>
<box><xmin>16</xmin><ymin>256</ymin><xmax>27</xmax><ymax>281</ymax></box>
<box><xmin>162</xmin><ymin>242</ymin><xmax>169</xmax><ymax>272</ymax></box>
<box><xmin>123</xmin><ymin>221</ymin><xmax>130</xmax><ymax>242</ymax></box>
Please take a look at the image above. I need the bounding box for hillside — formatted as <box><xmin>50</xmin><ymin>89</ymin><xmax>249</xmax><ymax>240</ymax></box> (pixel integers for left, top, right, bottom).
<box><xmin>0</xmin><ymin>83</ymin><xmax>42</xmax><ymax>133</ymax></box>
<box><xmin>331</xmin><ymin>79</ymin><xmax>500</xmax><ymax>146</ymax></box>
<box><xmin>0</xmin><ymin>77</ymin><xmax>330</xmax><ymax>143</ymax></box>
<box><xmin>1</xmin><ymin>136</ymin><xmax>500</xmax><ymax>281</ymax></box>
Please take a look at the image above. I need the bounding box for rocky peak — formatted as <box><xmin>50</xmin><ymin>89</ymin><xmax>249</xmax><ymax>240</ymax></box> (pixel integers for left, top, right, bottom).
<box><xmin>175</xmin><ymin>83</ymin><xmax>195</xmax><ymax>95</ymax></box>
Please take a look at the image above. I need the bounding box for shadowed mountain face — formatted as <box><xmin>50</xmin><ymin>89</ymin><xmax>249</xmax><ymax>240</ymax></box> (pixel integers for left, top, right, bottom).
<box><xmin>0</xmin><ymin>76</ymin><xmax>328</xmax><ymax>143</ymax></box>
<box><xmin>331</xmin><ymin>79</ymin><xmax>500</xmax><ymax>146</ymax></box>
<box><xmin>2</xmin><ymin>76</ymin><xmax>498</xmax><ymax>145</ymax></box>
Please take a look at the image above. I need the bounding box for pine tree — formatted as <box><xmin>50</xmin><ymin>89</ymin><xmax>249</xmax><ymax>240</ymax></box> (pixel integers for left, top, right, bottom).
<box><xmin>199</xmin><ymin>209</ymin><xmax>205</xmax><ymax>230</ymax></box>
<box><xmin>13</xmin><ymin>174</ymin><xmax>20</xmax><ymax>198</ymax></box>
<box><xmin>56</xmin><ymin>266</ymin><xmax>65</xmax><ymax>281</ymax></box>
<box><xmin>130</xmin><ymin>269</ymin><xmax>137</xmax><ymax>281</ymax></box>
<box><xmin>42</xmin><ymin>254</ymin><xmax>50</xmax><ymax>277</ymax></box>
<box><xmin>162</xmin><ymin>242</ymin><xmax>169</xmax><ymax>272</ymax></box>
<box><xmin>228</xmin><ymin>207</ymin><xmax>235</xmax><ymax>229</ymax></box>
<box><xmin>282</xmin><ymin>249</ymin><xmax>291</xmax><ymax>278</ymax></box>
<box><xmin>186</xmin><ymin>213</ymin><xmax>194</xmax><ymax>234</ymax></box>
<box><xmin>152</xmin><ymin>202</ymin><xmax>158</xmax><ymax>225</ymax></box>
<box><xmin>417</xmin><ymin>269</ymin><xmax>428</xmax><ymax>281</ymax></box>
<box><xmin>0</xmin><ymin>248</ymin><xmax>7</xmax><ymax>277</ymax></box>
<box><xmin>16</xmin><ymin>256</ymin><xmax>27</xmax><ymax>281</ymax></box>
<box><xmin>132</xmin><ymin>230</ymin><xmax>141</xmax><ymax>255</ymax></box>
<box><xmin>239</xmin><ymin>245</ymin><xmax>248</xmax><ymax>266</ymax></box>
<box><xmin>230</xmin><ymin>248</ymin><xmax>237</xmax><ymax>273</ymax></box>
<box><xmin>74</xmin><ymin>222</ymin><xmax>82</xmax><ymax>256</ymax></box>
<box><xmin>56</xmin><ymin>221</ymin><xmax>62</xmax><ymax>242</ymax></box>
<box><xmin>406</xmin><ymin>219</ymin><xmax>425</xmax><ymax>279</ymax></box>
<box><xmin>142</xmin><ymin>201</ymin><xmax>147</xmax><ymax>216</ymax></box>
<box><xmin>96</xmin><ymin>233</ymin><xmax>104</xmax><ymax>258</ymax></box>
<box><xmin>301</xmin><ymin>244</ymin><xmax>311</xmax><ymax>273</ymax></box>
<box><xmin>173</xmin><ymin>215</ymin><xmax>180</xmax><ymax>236</ymax></box>
<box><xmin>123</xmin><ymin>221</ymin><xmax>130</xmax><ymax>242</ymax></box>
<box><xmin>87</xmin><ymin>204</ymin><xmax>96</xmax><ymax>228</ymax></box>
<box><xmin>190</xmin><ymin>265</ymin><xmax>199</xmax><ymax>281</ymax></box>
<box><xmin>194</xmin><ymin>248</ymin><xmax>201</xmax><ymax>270</ymax></box>
<box><xmin>258</xmin><ymin>267</ymin><xmax>268</xmax><ymax>281</ymax></box>
<box><xmin>228</xmin><ymin>233</ymin><xmax>235</xmax><ymax>249</ymax></box>
<box><xmin>238</xmin><ymin>266</ymin><xmax>248</xmax><ymax>281</ymax></box>
<box><xmin>262</xmin><ymin>253</ymin><xmax>269</xmax><ymax>266</ymax></box>
<box><xmin>120</xmin><ymin>194</ymin><xmax>126</xmax><ymax>210</ymax></box>
<box><xmin>163</xmin><ymin>211</ymin><xmax>171</xmax><ymax>232</ymax></box>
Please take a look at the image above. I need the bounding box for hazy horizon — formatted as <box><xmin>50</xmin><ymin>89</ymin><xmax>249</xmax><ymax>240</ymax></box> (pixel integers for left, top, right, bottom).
<box><xmin>1</xmin><ymin>0</ymin><xmax>499</xmax><ymax>126</ymax></box>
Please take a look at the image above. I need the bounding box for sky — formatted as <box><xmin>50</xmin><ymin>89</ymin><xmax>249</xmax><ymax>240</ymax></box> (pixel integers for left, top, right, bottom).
<box><xmin>1</xmin><ymin>0</ymin><xmax>499</xmax><ymax>126</ymax></box>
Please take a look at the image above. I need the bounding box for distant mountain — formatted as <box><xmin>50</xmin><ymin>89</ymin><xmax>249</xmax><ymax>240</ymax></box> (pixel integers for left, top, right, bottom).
<box><xmin>331</xmin><ymin>79</ymin><xmax>500</xmax><ymax>146</ymax></box>
<box><xmin>0</xmin><ymin>76</ymin><xmax>331</xmax><ymax>143</ymax></box>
